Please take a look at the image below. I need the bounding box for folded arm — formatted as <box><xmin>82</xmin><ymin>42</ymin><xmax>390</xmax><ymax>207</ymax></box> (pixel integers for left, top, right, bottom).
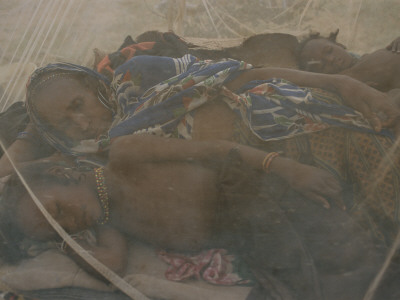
<box><xmin>0</xmin><ymin>123</ymin><xmax>55</xmax><ymax>177</ymax></box>
<box><xmin>225</xmin><ymin>67</ymin><xmax>400</xmax><ymax>133</ymax></box>
<box><xmin>109</xmin><ymin>135</ymin><xmax>344</xmax><ymax>210</ymax></box>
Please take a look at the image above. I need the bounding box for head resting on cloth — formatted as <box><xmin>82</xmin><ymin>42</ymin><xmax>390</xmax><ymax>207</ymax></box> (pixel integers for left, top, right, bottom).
<box><xmin>0</xmin><ymin>161</ymin><xmax>102</xmax><ymax>263</ymax></box>
<box><xmin>26</xmin><ymin>63</ymin><xmax>114</xmax><ymax>155</ymax></box>
<box><xmin>297</xmin><ymin>29</ymin><xmax>358</xmax><ymax>74</ymax></box>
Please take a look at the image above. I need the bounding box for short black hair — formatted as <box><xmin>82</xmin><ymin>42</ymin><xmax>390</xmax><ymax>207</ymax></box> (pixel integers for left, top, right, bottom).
<box><xmin>296</xmin><ymin>29</ymin><xmax>347</xmax><ymax>70</ymax></box>
<box><xmin>0</xmin><ymin>161</ymin><xmax>72</xmax><ymax>264</ymax></box>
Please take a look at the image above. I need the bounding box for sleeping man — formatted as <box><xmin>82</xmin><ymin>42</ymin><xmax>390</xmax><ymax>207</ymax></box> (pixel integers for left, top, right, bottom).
<box><xmin>0</xmin><ymin>133</ymin><xmax>385</xmax><ymax>300</ymax></box>
<box><xmin>297</xmin><ymin>30</ymin><xmax>400</xmax><ymax>93</ymax></box>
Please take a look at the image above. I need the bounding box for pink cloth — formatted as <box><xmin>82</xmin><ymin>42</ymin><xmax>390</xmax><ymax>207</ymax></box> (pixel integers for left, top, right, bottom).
<box><xmin>158</xmin><ymin>249</ymin><xmax>250</xmax><ymax>285</ymax></box>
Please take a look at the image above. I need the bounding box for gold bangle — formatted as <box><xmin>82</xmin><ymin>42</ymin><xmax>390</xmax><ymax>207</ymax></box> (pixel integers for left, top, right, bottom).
<box><xmin>262</xmin><ymin>153</ymin><xmax>274</xmax><ymax>170</ymax></box>
<box><xmin>262</xmin><ymin>152</ymin><xmax>280</xmax><ymax>173</ymax></box>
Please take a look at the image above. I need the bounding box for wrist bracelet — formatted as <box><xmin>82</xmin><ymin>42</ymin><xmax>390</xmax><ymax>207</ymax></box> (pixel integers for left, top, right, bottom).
<box><xmin>262</xmin><ymin>152</ymin><xmax>280</xmax><ymax>173</ymax></box>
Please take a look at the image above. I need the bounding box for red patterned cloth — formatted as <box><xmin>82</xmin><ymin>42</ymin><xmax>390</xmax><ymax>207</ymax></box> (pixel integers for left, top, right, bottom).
<box><xmin>158</xmin><ymin>249</ymin><xmax>250</xmax><ymax>285</ymax></box>
<box><xmin>95</xmin><ymin>31</ymin><xmax>191</xmax><ymax>79</ymax></box>
<box><xmin>97</xmin><ymin>42</ymin><xmax>156</xmax><ymax>76</ymax></box>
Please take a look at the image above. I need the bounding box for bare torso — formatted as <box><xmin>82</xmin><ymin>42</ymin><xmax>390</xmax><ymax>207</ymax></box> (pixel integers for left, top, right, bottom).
<box><xmin>107</xmin><ymin>161</ymin><xmax>221</xmax><ymax>251</ymax></box>
<box><xmin>191</xmin><ymin>100</ymin><xmax>238</xmax><ymax>140</ymax></box>
<box><xmin>341</xmin><ymin>49</ymin><xmax>400</xmax><ymax>92</ymax></box>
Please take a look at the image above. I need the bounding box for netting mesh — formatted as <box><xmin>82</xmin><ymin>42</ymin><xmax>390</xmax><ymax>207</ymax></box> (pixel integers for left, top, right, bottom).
<box><xmin>0</xmin><ymin>1</ymin><xmax>400</xmax><ymax>299</ymax></box>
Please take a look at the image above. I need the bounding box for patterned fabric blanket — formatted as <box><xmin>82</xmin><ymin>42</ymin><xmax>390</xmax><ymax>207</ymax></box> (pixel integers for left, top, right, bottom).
<box><xmin>27</xmin><ymin>55</ymin><xmax>382</xmax><ymax>156</ymax></box>
<box><xmin>97</xmin><ymin>55</ymin><xmax>378</xmax><ymax>152</ymax></box>
<box><xmin>96</xmin><ymin>31</ymin><xmax>191</xmax><ymax>79</ymax></box>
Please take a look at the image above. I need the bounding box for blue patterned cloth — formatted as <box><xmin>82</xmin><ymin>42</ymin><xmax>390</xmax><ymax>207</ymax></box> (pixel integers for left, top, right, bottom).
<box><xmin>105</xmin><ymin>55</ymin><xmax>375</xmax><ymax>147</ymax></box>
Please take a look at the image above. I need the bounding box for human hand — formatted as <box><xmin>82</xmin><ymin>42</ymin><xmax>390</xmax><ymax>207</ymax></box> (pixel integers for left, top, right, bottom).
<box><xmin>339</xmin><ymin>77</ymin><xmax>400</xmax><ymax>133</ymax></box>
<box><xmin>386</xmin><ymin>36</ymin><xmax>400</xmax><ymax>53</ymax></box>
<box><xmin>271</xmin><ymin>157</ymin><xmax>344</xmax><ymax>209</ymax></box>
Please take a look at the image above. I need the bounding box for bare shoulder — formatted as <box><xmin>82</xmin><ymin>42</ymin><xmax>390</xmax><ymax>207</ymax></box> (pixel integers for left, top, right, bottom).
<box><xmin>107</xmin><ymin>135</ymin><xmax>152</xmax><ymax>168</ymax></box>
<box><xmin>342</xmin><ymin>49</ymin><xmax>400</xmax><ymax>91</ymax></box>
<box><xmin>192</xmin><ymin>100</ymin><xmax>238</xmax><ymax>140</ymax></box>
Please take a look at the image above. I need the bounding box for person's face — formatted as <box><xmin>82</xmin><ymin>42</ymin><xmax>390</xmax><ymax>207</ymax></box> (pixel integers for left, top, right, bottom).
<box><xmin>299</xmin><ymin>38</ymin><xmax>356</xmax><ymax>74</ymax></box>
<box><xmin>16</xmin><ymin>169</ymin><xmax>102</xmax><ymax>240</ymax></box>
<box><xmin>34</xmin><ymin>78</ymin><xmax>113</xmax><ymax>141</ymax></box>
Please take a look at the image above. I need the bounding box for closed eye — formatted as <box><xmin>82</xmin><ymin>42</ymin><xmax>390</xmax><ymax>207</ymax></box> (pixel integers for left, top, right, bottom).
<box><xmin>306</xmin><ymin>59</ymin><xmax>323</xmax><ymax>72</ymax></box>
<box><xmin>67</xmin><ymin>97</ymin><xmax>84</xmax><ymax>112</ymax></box>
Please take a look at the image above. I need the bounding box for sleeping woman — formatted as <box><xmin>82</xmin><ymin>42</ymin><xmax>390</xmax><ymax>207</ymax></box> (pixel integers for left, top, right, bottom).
<box><xmin>1</xmin><ymin>55</ymin><xmax>400</xmax><ymax>243</ymax></box>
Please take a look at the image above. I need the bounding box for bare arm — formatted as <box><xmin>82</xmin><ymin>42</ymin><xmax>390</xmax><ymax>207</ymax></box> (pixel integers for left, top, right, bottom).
<box><xmin>109</xmin><ymin>135</ymin><xmax>344</xmax><ymax>209</ymax></box>
<box><xmin>0</xmin><ymin>123</ymin><xmax>51</xmax><ymax>177</ymax></box>
<box><xmin>64</xmin><ymin>226</ymin><xmax>129</xmax><ymax>280</ymax></box>
<box><xmin>0</xmin><ymin>140</ymin><xmax>39</xmax><ymax>177</ymax></box>
<box><xmin>225</xmin><ymin>67</ymin><xmax>400</xmax><ymax>133</ymax></box>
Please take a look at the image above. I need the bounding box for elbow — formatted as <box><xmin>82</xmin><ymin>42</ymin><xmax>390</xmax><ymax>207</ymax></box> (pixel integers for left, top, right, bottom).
<box><xmin>108</xmin><ymin>255</ymin><xmax>128</xmax><ymax>277</ymax></box>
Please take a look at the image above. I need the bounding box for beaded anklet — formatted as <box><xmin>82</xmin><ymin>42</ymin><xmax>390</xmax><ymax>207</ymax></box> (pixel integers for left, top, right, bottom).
<box><xmin>94</xmin><ymin>167</ymin><xmax>110</xmax><ymax>225</ymax></box>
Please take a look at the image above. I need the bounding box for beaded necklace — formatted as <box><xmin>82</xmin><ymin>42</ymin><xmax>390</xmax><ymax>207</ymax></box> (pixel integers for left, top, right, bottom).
<box><xmin>94</xmin><ymin>167</ymin><xmax>110</xmax><ymax>224</ymax></box>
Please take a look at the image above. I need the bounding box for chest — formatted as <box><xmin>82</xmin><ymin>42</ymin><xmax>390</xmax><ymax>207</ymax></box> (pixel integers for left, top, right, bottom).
<box><xmin>110</xmin><ymin>162</ymin><xmax>221</xmax><ymax>250</ymax></box>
